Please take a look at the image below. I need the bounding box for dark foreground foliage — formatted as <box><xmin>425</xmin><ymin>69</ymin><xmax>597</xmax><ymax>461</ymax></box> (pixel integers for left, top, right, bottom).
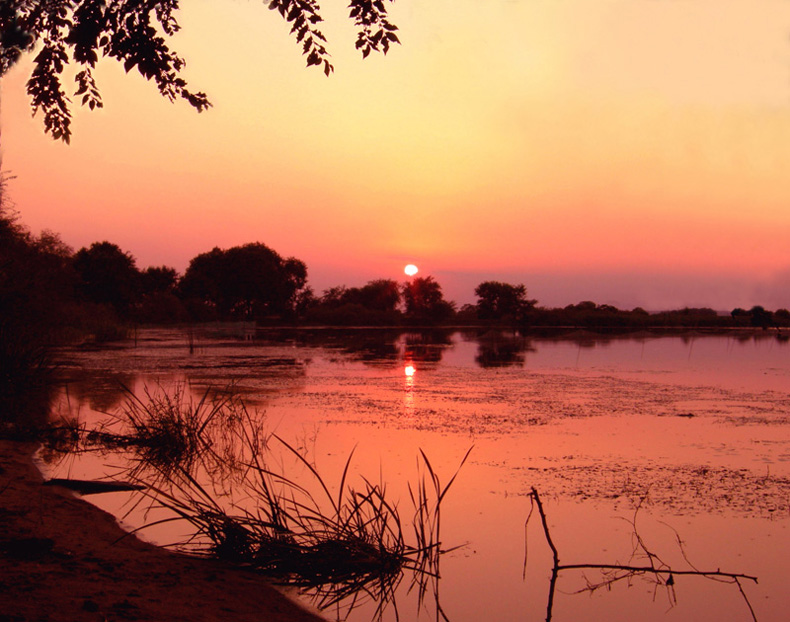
<box><xmin>3</xmin><ymin>0</ymin><xmax>400</xmax><ymax>142</ymax></box>
<box><xmin>1</xmin><ymin>179</ymin><xmax>70</xmax><ymax>427</ymax></box>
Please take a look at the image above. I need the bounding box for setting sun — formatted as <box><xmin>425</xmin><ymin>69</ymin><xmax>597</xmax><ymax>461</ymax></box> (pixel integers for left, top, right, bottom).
<box><xmin>404</xmin><ymin>264</ymin><xmax>418</xmax><ymax>277</ymax></box>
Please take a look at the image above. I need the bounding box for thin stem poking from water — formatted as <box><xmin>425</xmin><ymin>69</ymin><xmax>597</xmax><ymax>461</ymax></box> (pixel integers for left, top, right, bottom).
<box><xmin>529</xmin><ymin>487</ymin><xmax>559</xmax><ymax>565</ymax></box>
<box><xmin>527</xmin><ymin>488</ymin><xmax>560</xmax><ymax>622</ymax></box>
<box><xmin>526</xmin><ymin>487</ymin><xmax>759</xmax><ymax>622</ymax></box>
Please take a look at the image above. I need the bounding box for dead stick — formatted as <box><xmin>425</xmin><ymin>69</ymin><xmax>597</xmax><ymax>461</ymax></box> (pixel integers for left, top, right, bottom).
<box><xmin>530</xmin><ymin>487</ymin><xmax>560</xmax><ymax>621</ymax></box>
<box><xmin>556</xmin><ymin>563</ymin><xmax>758</xmax><ymax>583</ymax></box>
<box><xmin>735</xmin><ymin>577</ymin><xmax>759</xmax><ymax>622</ymax></box>
<box><xmin>528</xmin><ymin>487</ymin><xmax>759</xmax><ymax>622</ymax></box>
<box><xmin>530</xmin><ymin>487</ymin><xmax>559</xmax><ymax>566</ymax></box>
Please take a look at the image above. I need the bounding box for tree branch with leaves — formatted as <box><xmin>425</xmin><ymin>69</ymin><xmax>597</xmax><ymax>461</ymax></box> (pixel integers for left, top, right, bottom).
<box><xmin>0</xmin><ymin>0</ymin><xmax>399</xmax><ymax>143</ymax></box>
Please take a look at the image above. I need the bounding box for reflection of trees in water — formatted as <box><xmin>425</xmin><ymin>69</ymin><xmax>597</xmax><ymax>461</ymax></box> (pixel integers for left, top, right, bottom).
<box><xmin>257</xmin><ymin>327</ymin><xmax>403</xmax><ymax>365</ymax></box>
<box><xmin>472</xmin><ymin>330</ymin><xmax>534</xmax><ymax>368</ymax></box>
<box><xmin>227</xmin><ymin>327</ymin><xmax>790</xmax><ymax>372</ymax></box>
<box><xmin>55</xmin><ymin>330</ymin><xmax>313</xmax><ymax>411</ymax></box>
<box><xmin>459</xmin><ymin>329</ymin><xmax>535</xmax><ymax>368</ymax></box>
<box><xmin>343</xmin><ymin>338</ymin><xmax>400</xmax><ymax>364</ymax></box>
<box><xmin>331</xmin><ymin>331</ymin><xmax>400</xmax><ymax>364</ymax></box>
<box><xmin>402</xmin><ymin>330</ymin><xmax>453</xmax><ymax>365</ymax></box>
<box><xmin>60</xmin><ymin>370</ymin><xmax>138</xmax><ymax>413</ymax></box>
<box><xmin>276</xmin><ymin>328</ymin><xmax>456</xmax><ymax>367</ymax></box>
<box><xmin>256</xmin><ymin>327</ymin><xmax>458</xmax><ymax>366</ymax></box>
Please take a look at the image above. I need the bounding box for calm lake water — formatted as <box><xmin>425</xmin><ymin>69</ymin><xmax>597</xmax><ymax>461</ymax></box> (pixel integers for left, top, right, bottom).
<box><xmin>42</xmin><ymin>326</ymin><xmax>790</xmax><ymax>622</ymax></box>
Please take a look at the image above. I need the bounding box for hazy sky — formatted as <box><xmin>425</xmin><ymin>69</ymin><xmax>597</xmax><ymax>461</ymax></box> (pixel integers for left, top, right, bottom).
<box><xmin>3</xmin><ymin>0</ymin><xmax>790</xmax><ymax>309</ymax></box>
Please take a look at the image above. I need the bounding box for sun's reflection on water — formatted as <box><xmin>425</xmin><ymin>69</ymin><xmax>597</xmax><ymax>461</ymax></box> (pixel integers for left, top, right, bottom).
<box><xmin>404</xmin><ymin>363</ymin><xmax>415</xmax><ymax>418</ymax></box>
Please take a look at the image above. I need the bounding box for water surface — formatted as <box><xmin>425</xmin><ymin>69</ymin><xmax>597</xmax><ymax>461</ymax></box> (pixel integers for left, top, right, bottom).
<box><xmin>43</xmin><ymin>327</ymin><xmax>790</xmax><ymax>621</ymax></box>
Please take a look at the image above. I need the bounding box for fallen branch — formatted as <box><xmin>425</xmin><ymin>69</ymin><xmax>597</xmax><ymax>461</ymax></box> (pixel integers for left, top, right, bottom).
<box><xmin>526</xmin><ymin>487</ymin><xmax>759</xmax><ymax>622</ymax></box>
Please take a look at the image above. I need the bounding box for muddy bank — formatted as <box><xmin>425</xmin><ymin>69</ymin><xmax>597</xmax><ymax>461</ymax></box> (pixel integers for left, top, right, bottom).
<box><xmin>0</xmin><ymin>440</ymin><xmax>323</xmax><ymax>622</ymax></box>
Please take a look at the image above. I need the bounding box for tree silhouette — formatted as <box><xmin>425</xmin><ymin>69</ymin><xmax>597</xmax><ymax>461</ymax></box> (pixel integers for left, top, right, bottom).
<box><xmin>402</xmin><ymin>276</ymin><xmax>454</xmax><ymax>324</ymax></box>
<box><xmin>0</xmin><ymin>0</ymin><xmax>399</xmax><ymax>143</ymax></box>
<box><xmin>1</xmin><ymin>195</ymin><xmax>79</xmax><ymax>423</ymax></box>
<box><xmin>73</xmin><ymin>241</ymin><xmax>140</xmax><ymax>314</ymax></box>
<box><xmin>179</xmin><ymin>242</ymin><xmax>307</xmax><ymax>319</ymax></box>
<box><xmin>140</xmin><ymin>265</ymin><xmax>179</xmax><ymax>296</ymax></box>
<box><xmin>301</xmin><ymin>280</ymin><xmax>402</xmax><ymax>325</ymax></box>
<box><xmin>474</xmin><ymin>281</ymin><xmax>536</xmax><ymax>321</ymax></box>
<box><xmin>749</xmin><ymin>305</ymin><xmax>773</xmax><ymax>330</ymax></box>
<box><xmin>340</xmin><ymin>279</ymin><xmax>401</xmax><ymax>312</ymax></box>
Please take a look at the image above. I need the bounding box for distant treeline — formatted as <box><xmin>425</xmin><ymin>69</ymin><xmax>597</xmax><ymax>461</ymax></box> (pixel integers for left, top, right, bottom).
<box><xmin>515</xmin><ymin>302</ymin><xmax>788</xmax><ymax>331</ymax></box>
<box><xmin>3</xmin><ymin>206</ymin><xmax>789</xmax><ymax>342</ymax></box>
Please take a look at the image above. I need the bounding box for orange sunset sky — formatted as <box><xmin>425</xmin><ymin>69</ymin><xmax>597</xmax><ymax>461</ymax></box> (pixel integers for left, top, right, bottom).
<box><xmin>2</xmin><ymin>0</ymin><xmax>790</xmax><ymax>309</ymax></box>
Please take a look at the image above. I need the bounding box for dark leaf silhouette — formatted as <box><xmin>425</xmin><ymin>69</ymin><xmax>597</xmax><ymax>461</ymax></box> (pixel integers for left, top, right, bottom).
<box><xmin>2</xmin><ymin>0</ymin><xmax>399</xmax><ymax>141</ymax></box>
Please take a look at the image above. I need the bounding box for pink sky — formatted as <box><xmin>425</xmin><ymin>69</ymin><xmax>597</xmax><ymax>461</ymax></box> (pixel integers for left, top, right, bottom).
<box><xmin>2</xmin><ymin>0</ymin><xmax>790</xmax><ymax>309</ymax></box>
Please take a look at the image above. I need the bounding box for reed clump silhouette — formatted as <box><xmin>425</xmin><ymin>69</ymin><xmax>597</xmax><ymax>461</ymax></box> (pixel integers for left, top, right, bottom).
<box><xmin>53</xmin><ymin>384</ymin><xmax>468</xmax><ymax>615</ymax></box>
<box><xmin>96</xmin><ymin>384</ymin><xmax>250</xmax><ymax>481</ymax></box>
<box><xmin>141</xmin><ymin>434</ymin><xmax>469</xmax><ymax>613</ymax></box>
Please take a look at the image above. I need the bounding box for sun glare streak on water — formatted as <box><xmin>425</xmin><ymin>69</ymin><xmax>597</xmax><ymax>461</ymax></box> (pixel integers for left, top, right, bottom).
<box><xmin>404</xmin><ymin>363</ymin><xmax>415</xmax><ymax>420</ymax></box>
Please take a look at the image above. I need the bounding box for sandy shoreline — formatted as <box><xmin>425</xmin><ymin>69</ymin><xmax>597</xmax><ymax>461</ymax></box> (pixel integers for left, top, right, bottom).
<box><xmin>0</xmin><ymin>440</ymin><xmax>324</xmax><ymax>622</ymax></box>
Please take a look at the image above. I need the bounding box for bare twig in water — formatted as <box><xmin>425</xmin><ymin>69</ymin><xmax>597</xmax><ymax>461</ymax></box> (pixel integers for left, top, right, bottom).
<box><xmin>525</xmin><ymin>488</ymin><xmax>759</xmax><ymax>622</ymax></box>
